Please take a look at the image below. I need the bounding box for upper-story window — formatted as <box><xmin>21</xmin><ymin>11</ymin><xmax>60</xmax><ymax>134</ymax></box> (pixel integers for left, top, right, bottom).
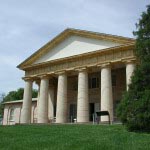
<box><xmin>112</xmin><ymin>74</ymin><xmax>117</xmax><ymax>86</ymax></box>
<box><xmin>70</xmin><ymin>77</ymin><xmax>78</xmax><ymax>91</ymax></box>
<box><xmin>72</xmin><ymin>82</ymin><xmax>78</xmax><ymax>91</ymax></box>
<box><xmin>89</xmin><ymin>77</ymin><xmax>99</xmax><ymax>89</ymax></box>
<box><xmin>9</xmin><ymin>108</ymin><xmax>15</xmax><ymax>121</ymax></box>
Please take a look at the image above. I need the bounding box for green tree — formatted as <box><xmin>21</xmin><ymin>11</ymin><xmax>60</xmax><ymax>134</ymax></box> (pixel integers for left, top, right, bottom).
<box><xmin>0</xmin><ymin>93</ymin><xmax>5</xmax><ymax>118</ymax></box>
<box><xmin>117</xmin><ymin>5</ymin><xmax>150</xmax><ymax>132</ymax></box>
<box><xmin>3</xmin><ymin>88</ymin><xmax>38</xmax><ymax>102</ymax></box>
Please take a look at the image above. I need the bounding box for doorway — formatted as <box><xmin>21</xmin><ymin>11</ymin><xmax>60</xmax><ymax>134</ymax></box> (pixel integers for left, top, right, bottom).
<box><xmin>69</xmin><ymin>104</ymin><xmax>77</xmax><ymax>122</ymax></box>
<box><xmin>89</xmin><ymin>103</ymin><xmax>95</xmax><ymax>121</ymax></box>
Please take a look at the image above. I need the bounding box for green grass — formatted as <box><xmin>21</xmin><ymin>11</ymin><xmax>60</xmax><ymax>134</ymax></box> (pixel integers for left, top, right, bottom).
<box><xmin>0</xmin><ymin>124</ymin><xmax>150</xmax><ymax>150</ymax></box>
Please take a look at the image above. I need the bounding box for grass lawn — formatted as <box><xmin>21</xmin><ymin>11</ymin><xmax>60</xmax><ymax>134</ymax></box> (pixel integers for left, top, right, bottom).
<box><xmin>0</xmin><ymin>124</ymin><xmax>150</xmax><ymax>150</ymax></box>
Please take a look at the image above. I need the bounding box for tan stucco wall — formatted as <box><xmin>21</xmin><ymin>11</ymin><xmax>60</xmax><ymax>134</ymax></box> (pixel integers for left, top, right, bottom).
<box><xmin>3</xmin><ymin>104</ymin><xmax>22</xmax><ymax>125</ymax></box>
<box><xmin>3</xmin><ymin>101</ymin><xmax>37</xmax><ymax>125</ymax></box>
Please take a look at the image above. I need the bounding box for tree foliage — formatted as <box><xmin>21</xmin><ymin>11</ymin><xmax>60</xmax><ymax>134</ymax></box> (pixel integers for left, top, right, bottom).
<box><xmin>117</xmin><ymin>5</ymin><xmax>150</xmax><ymax>132</ymax></box>
<box><xmin>3</xmin><ymin>88</ymin><xmax>38</xmax><ymax>102</ymax></box>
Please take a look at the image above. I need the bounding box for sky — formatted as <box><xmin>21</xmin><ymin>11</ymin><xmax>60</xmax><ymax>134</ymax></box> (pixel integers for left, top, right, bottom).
<box><xmin>0</xmin><ymin>0</ymin><xmax>149</xmax><ymax>95</ymax></box>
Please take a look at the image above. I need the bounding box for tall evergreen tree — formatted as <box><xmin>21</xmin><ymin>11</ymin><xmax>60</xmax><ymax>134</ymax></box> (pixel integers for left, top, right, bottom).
<box><xmin>117</xmin><ymin>5</ymin><xmax>150</xmax><ymax>132</ymax></box>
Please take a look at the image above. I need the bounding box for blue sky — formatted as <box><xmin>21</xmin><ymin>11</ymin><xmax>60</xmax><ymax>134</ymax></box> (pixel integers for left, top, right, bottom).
<box><xmin>0</xmin><ymin>0</ymin><xmax>149</xmax><ymax>94</ymax></box>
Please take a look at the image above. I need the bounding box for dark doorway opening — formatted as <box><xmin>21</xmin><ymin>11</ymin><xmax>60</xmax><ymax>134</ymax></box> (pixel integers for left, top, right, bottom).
<box><xmin>54</xmin><ymin>105</ymin><xmax>56</xmax><ymax>117</ymax></box>
<box><xmin>69</xmin><ymin>104</ymin><xmax>77</xmax><ymax>122</ymax></box>
<box><xmin>89</xmin><ymin>103</ymin><xmax>94</xmax><ymax>121</ymax></box>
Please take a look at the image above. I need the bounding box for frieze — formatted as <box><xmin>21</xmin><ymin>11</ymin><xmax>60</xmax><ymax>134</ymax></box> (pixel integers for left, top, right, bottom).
<box><xmin>25</xmin><ymin>47</ymin><xmax>136</xmax><ymax>77</ymax></box>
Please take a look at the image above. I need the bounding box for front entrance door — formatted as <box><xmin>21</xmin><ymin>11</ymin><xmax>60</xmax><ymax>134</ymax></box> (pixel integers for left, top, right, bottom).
<box><xmin>89</xmin><ymin>103</ymin><xmax>95</xmax><ymax>121</ymax></box>
<box><xmin>69</xmin><ymin>104</ymin><xmax>77</xmax><ymax>122</ymax></box>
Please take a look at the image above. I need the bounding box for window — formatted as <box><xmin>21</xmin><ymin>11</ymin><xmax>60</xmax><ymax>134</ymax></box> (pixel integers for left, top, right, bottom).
<box><xmin>89</xmin><ymin>77</ymin><xmax>99</xmax><ymax>89</ymax></box>
<box><xmin>71</xmin><ymin>77</ymin><xmax>78</xmax><ymax>91</ymax></box>
<box><xmin>70</xmin><ymin>104</ymin><xmax>77</xmax><ymax>120</ymax></box>
<box><xmin>72</xmin><ymin>82</ymin><xmax>78</xmax><ymax>91</ymax></box>
<box><xmin>112</xmin><ymin>74</ymin><xmax>117</xmax><ymax>86</ymax></box>
<box><xmin>9</xmin><ymin>108</ymin><xmax>15</xmax><ymax>121</ymax></box>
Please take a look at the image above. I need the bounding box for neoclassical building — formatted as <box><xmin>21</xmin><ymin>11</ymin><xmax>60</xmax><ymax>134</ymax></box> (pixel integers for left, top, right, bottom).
<box><xmin>3</xmin><ymin>28</ymin><xmax>137</xmax><ymax>125</ymax></box>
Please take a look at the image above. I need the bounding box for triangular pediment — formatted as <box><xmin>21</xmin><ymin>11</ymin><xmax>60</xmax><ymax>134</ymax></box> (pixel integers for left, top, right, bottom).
<box><xmin>33</xmin><ymin>35</ymin><xmax>122</xmax><ymax>64</ymax></box>
<box><xmin>18</xmin><ymin>28</ymin><xmax>135</xmax><ymax>69</ymax></box>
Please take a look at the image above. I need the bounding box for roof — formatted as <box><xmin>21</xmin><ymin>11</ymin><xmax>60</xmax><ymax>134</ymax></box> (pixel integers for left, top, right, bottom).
<box><xmin>3</xmin><ymin>98</ymin><xmax>37</xmax><ymax>105</ymax></box>
<box><xmin>17</xmin><ymin>28</ymin><xmax>135</xmax><ymax>70</ymax></box>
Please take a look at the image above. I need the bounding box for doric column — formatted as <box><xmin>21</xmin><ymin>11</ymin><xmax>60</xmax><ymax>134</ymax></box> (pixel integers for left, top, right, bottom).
<box><xmin>21</xmin><ymin>78</ymin><xmax>33</xmax><ymax>124</ymax></box>
<box><xmin>77</xmin><ymin>68</ymin><xmax>89</xmax><ymax>123</ymax></box>
<box><xmin>35</xmin><ymin>81</ymin><xmax>40</xmax><ymax>113</ymax></box>
<box><xmin>48</xmin><ymin>80</ymin><xmax>55</xmax><ymax>121</ymax></box>
<box><xmin>56</xmin><ymin>72</ymin><xmax>67</xmax><ymax>123</ymax></box>
<box><xmin>37</xmin><ymin>76</ymin><xmax>49</xmax><ymax>123</ymax></box>
<box><xmin>126</xmin><ymin>61</ymin><xmax>136</xmax><ymax>90</ymax></box>
<box><xmin>101</xmin><ymin>64</ymin><xmax>113</xmax><ymax>122</ymax></box>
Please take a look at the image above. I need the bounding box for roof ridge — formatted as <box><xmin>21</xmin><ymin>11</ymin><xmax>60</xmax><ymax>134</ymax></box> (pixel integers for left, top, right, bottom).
<box><xmin>66</xmin><ymin>28</ymin><xmax>135</xmax><ymax>40</ymax></box>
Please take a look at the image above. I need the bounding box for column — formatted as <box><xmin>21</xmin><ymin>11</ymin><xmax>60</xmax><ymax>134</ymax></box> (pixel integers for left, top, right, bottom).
<box><xmin>48</xmin><ymin>81</ymin><xmax>55</xmax><ymax>121</ymax></box>
<box><xmin>21</xmin><ymin>79</ymin><xmax>33</xmax><ymax>124</ymax></box>
<box><xmin>35</xmin><ymin>81</ymin><xmax>40</xmax><ymax>114</ymax></box>
<box><xmin>37</xmin><ymin>76</ymin><xmax>49</xmax><ymax>123</ymax></box>
<box><xmin>126</xmin><ymin>61</ymin><xmax>136</xmax><ymax>90</ymax></box>
<box><xmin>77</xmin><ymin>68</ymin><xmax>89</xmax><ymax>123</ymax></box>
<box><xmin>56</xmin><ymin>72</ymin><xmax>67</xmax><ymax>123</ymax></box>
<box><xmin>101</xmin><ymin>64</ymin><xmax>113</xmax><ymax>122</ymax></box>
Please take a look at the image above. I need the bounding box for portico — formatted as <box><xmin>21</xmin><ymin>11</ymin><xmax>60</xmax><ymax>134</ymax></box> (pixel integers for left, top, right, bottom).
<box><xmin>18</xmin><ymin>28</ymin><xmax>136</xmax><ymax>124</ymax></box>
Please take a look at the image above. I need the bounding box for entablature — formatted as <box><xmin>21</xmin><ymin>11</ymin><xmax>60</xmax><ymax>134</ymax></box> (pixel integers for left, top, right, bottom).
<box><xmin>24</xmin><ymin>44</ymin><xmax>136</xmax><ymax>77</ymax></box>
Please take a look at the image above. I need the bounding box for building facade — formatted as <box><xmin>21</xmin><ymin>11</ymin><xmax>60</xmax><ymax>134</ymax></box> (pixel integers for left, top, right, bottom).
<box><xmin>3</xmin><ymin>99</ymin><xmax>37</xmax><ymax>125</ymax></box>
<box><xmin>3</xmin><ymin>29</ymin><xmax>137</xmax><ymax>125</ymax></box>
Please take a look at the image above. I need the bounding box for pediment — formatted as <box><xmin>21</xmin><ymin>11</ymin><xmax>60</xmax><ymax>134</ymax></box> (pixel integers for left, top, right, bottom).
<box><xmin>18</xmin><ymin>28</ymin><xmax>135</xmax><ymax>69</ymax></box>
<box><xmin>33</xmin><ymin>35</ymin><xmax>121</xmax><ymax>64</ymax></box>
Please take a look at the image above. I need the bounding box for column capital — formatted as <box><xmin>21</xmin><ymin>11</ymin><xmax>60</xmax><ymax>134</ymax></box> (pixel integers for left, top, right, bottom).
<box><xmin>55</xmin><ymin>70</ymin><xmax>66</xmax><ymax>75</ymax></box>
<box><xmin>38</xmin><ymin>74</ymin><xmax>49</xmax><ymax>79</ymax></box>
<box><xmin>46</xmin><ymin>72</ymin><xmax>55</xmax><ymax>77</ymax></box>
<box><xmin>97</xmin><ymin>62</ymin><xmax>111</xmax><ymax>69</ymax></box>
<box><xmin>122</xmin><ymin>58</ymin><xmax>136</xmax><ymax>65</ymax></box>
<box><xmin>75</xmin><ymin>67</ymin><xmax>88</xmax><ymax>72</ymax></box>
<box><xmin>22</xmin><ymin>77</ymin><xmax>34</xmax><ymax>82</ymax></box>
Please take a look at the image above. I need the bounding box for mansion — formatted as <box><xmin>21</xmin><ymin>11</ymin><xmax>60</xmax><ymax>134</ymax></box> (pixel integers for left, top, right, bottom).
<box><xmin>3</xmin><ymin>28</ymin><xmax>136</xmax><ymax>125</ymax></box>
